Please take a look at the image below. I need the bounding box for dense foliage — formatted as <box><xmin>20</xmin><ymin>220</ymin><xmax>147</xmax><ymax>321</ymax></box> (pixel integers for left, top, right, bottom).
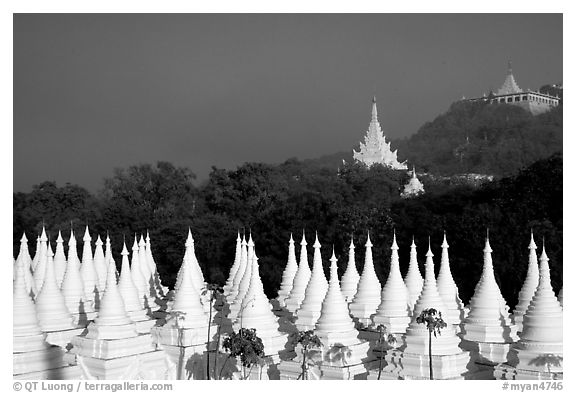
<box><xmin>394</xmin><ymin>101</ymin><xmax>562</xmax><ymax>176</ymax></box>
<box><xmin>13</xmin><ymin>152</ymin><xmax>562</xmax><ymax>309</ymax></box>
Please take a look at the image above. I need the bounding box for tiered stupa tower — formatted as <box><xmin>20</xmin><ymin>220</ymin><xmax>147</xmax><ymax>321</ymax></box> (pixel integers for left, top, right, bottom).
<box><xmin>93</xmin><ymin>235</ymin><xmax>108</xmax><ymax>293</ymax></box>
<box><xmin>225</xmin><ymin>235</ymin><xmax>248</xmax><ymax>302</ymax></box>
<box><xmin>279</xmin><ymin>249</ymin><xmax>371</xmax><ymax>380</ymax></box>
<box><xmin>60</xmin><ymin>229</ymin><xmax>96</xmax><ymax>326</ymax></box>
<box><xmin>353</xmin><ymin>97</ymin><xmax>407</xmax><ymax>169</ymax></box>
<box><xmin>382</xmin><ymin>240</ymin><xmax>470</xmax><ymax>380</ymax></box>
<box><xmin>223</xmin><ymin>232</ymin><xmax>242</xmax><ymax>296</ymax></box>
<box><xmin>13</xmin><ymin>259</ymin><xmax>78</xmax><ymax>379</ymax></box>
<box><xmin>284</xmin><ymin>232</ymin><xmax>312</xmax><ymax>314</ymax></box>
<box><xmin>80</xmin><ymin>226</ymin><xmax>100</xmax><ymax>308</ymax></box>
<box><xmin>340</xmin><ymin>237</ymin><xmax>360</xmax><ymax>303</ymax></box>
<box><xmin>436</xmin><ymin>233</ymin><xmax>466</xmax><ymax>330</ymax></box>
<box><xmin>461</xmin><ymin>235</ymin><xmax>518</xmax><ymax>373</ymax></box>
<box><xmin>118</xmin><ymin>242</ymin><xmax>156</xmax><ymax>333</ymax></box>
<box><xmin>32</xmin><ymin>227</ymin><xmax>48</xmax><ymax>292</ymax></box>
<box><xmin>295</xmin><ymin>233</ymin><xmax>329</xmax><ymax>331</ymax></box>
<box><xmin>276</xmin><ymin>234</ymin><xmax>299</xmax><ymax>307</ymax></box>
<box><xmin>401</xmin><ymin>166</ymin><xmax>425</xmax><ymax>198</ymax></box>
<box><xmin>349</xmin><ymin>233</ymin><xmax>382</xmax><ymax>326</ymax></box>
<box><xmin>512</xmin><ymin>232</ymin><xmax>540</xmax><ymax>333</ymax></box>
<box><xmin>403</xmin><ymin>237</ymin><xmax>423</xmax><ymax>310</ymax></box>
<box><xmin>16</xmin><ymin>232</ymin><xmax>36</xmax><ymax>296</ymax></box>
<box><xmin>494</xmin><ymin>245</ymin><xmax>563</xmax><ymax>380</ymax></box>
<box><xmin>70</xmin><ymin>251</ymin><xmax>168</xmax><ymax>379</ymax></box>
<box><xmin>53</xmin><ymin>231</ymin><xmax>67</xmax><ymax>287</ymax></box>
<box><xmin>371</xmin><ymin>233</ymin><xmax>411</xmax><ymax>335</ymax></box>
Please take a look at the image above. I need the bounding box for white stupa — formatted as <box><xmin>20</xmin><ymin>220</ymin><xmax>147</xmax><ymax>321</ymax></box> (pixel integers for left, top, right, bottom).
<box><xmin>403</xmin><ymin>237</ymin><xmax>423</xmax><ymax>310</ymax></box>
<box><xmin>512</xmin><ymin>232</ymin><xmax>540</xmax><ymax>333</ymax></box>
<box><xmin>31</xmin><ymin>234</ymin><xmax>41</xmax><ymax>272</ymax></box>
<box><xmin>130</xmin><ymin>235</ymin><xmax>150</xmax><ymax>310</ymax></box>
<box><xmin>340</xmin><ymin>236</ymin><xmax>360</xmax><ymax>303</ymax></box>
<box><xmin>13</xmin><ymin>258</ymin><xmax>68</xmax><ymax>378</ymax></box>
<box><xmin>93</xmin><ymin>235</ymin><xmax>108</xmax><ymax>292</ymax></box>
<box><xmin>495</xmin><ymin>245</ymin><xmax>563</xmax><ymax>380</ymax></box>
<box><xmin>16</xmin><ymin>232</ymin><xmax>36</xmax><ymax>296</ymax></box>
<box><xmin>284</xmin><ymin>232</ymin><xmax>312</xmax><ymax>314</ymax></box>
<box><xmin>187</xmin><ymin>230</ymin><xmax>206</xmax><ymax>294</ymax></box>
<box><xmin>53</xmin><ymin>231</ymin><xmax>67</xmax><ymax>288</ymax></box>
<box><xmin>295</xmin><ymin>233</ymin><xmax>329</xmax><ymax>330</ymax></box>
<box><xmin>71</xmin><ymin>248</ymin><xmax>167</xmax><ymax>379</ymax></box>
<box><xmin>226</xmin><ymin>235</ymin><xmax>248</xmax><ymax>302</ymax></box>
<box><xmin>80</xmin><ymin>226</ymin><xmax>100</xmax><ymax>308</ymax></box>
<box><xmin>32</xmin><ymin>227</ymin><xmax>48</xmax><ymax>293</ymax></box>
<box><xmin>229</xmin><ymin>234</ymin><xmax>256</xmax><ymax>320</ymax></box>
<box><xmin>279</xmin><ymin>249</ymin><xmax>371</xmax><ymax>380</ymax></box>
<box><xmin>401</xmin><ymin>166</ymin><xmax>425</xmax><ymax>199</ymax></box>
<box><xmin>234</xmin><ymin>251</ymin><xmax>288</xmax><ymax>358</ymax></box>
<box><xmin>60</xmin><ymin>229</ymin><xmax>95</xmax><ymax>326</ymax></box>
<box><xmin>349</xmin><ymin>233</ymin><xmax>382</xmax><ymax>326</ymax></box>
<box><xmin>139</xmin><ymin>235</ymin><xmax>161</xmax><ymax>311</ymax></box>
<box><xmin>461</xmin><ymin>235</ymin><xmax>518</xmax><ymax>366</ymax></box>
<box><xmin>276</xmin><ymin>234</ymin><xmax>299</xmax><ymax>307</ymax></box>
<box><xmin>371</xmin><ymin>232</ymin><xmax>411</xmax><ymax>334</ymax></box>
<box><xmin>436</xmin><ymin>233</ymin><xmax>466</xmax><ymax>329</ymax></box>
<box><xmin>146</xmin><ymin>231</ymin><xmax>168</xmax><ymax>297</ymax></box>
<box><xmin>118</xmin><ymin>242</ymin><xmax>156</xmax><ymax>333</ymax></box>
<box><xmin>224</xmin><ymin>232</ymin><xmax>242</xmax><ymax>296</ymax></box>
<box><xmin>34</xmin><ymin>242</ymin><xmax>79</xmax><ymax>347</ymax></box>
<box><xmin>382</xmin><ymin>239</ymin><xmax>470</xmax><ymax>380</ymax></box>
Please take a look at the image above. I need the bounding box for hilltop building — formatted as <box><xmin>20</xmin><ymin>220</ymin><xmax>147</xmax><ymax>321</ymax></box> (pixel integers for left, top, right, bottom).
<box><xmin>353</xmin><ymin>97</ymin><xmax>407</xmax><ymax>170</ymax></box>
<box><xmin>468</xmin><ymin>63</ymin><xmax>560</xmax><ymax>115</ymax></box>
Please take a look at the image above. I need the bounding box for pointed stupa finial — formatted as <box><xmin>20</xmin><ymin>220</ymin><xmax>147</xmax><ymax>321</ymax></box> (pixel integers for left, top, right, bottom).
<box><xmin>329</xmin><ymin>246</ymin><xmax>338</xmax><ymax>275</ymax></box>
<box><xmin>83</xmin><ymin>225</ymin><xmax>91</xmax><ymax>241</ymax></box>
<box><xmin>426</xmin><ymin>236</ymin><xmax>433</xmax><ymax>257</ymax></box>
<box><xmin>40</xmin><ymin>226</ymin><xmax>48</xmax><ymax>241</ymax></box>
<box><xmin>289</xmin><ymin>233</ymin><xmax>294</xmax><ymax>244</ymax></box>
<box><xmin>508</xmin><ymin>60</ymin><xmax>513</xmax><ymax>75</ymax></box>
<box><xmin>529</xmin><ymin>229</ymin><xmax>536</xmax><ymax>250</ymax></box>
<box><xmin>391</xmin><ymin>230</ymin><xmax>399</xmax><ymax>250</ymax></box>
<box><xmin>21</xmin><ymin>232</ymin><xmax>28</xmax><ymax>243</ymax></box>
<box><xmin>442</xmin><ymin>231</ymin><xmax>449</xmax><ymax>248</ymax></box>
<box><xmin>484</xmin><ymin>229</ymin><xmax>493</xmax><ymax>253</ymax></box>
<box><xmin>301</xmin><ymin>230</ymin><xmax>307</xmax><ymax>246</ymax></box>
<box><xmin>146</xmin><ymin>230</ymin><xmax>150</xmax><ymax>242</ymax></box>
<box><xmin>57</xmin><ymin>230</ymin><xmax>63</xmax><ymax>242</ymax></box>
<box><xmin>366</xmin><ymin>231</ymin><xmax>373</xmax><ymax>247</ymax></box>
<box><xmin>95</xmin><ymin>234</ymin><xmax>103</xmax><ymax>246</ymax></box>
<box><xmin>412</xmin><ymin>165</ymin><xmax>417</xmax><ymax>179</ymax></box>
<box><xmin>185</xmin><ymin>228</ymin><xmax>193</xmax><ymax>246</ymax></box>
<box><xmin>248</xmin><ymin>232</ymin><xmax>255</xmax><ymax>247</ymax></box>
<box><xmin>121</xmin><ymin>241</ymin><xmax>129</xmax><ymax>256</ymax></box>
<box><xmin>314</xmin><ymin>231</ymin><xmax>321</xmax><ymax>248</ymax></box>
<box><xmin>349</xmin><ymin>234</ymin><xmax>355</xmax><ymax>249</ymax></box>
<box><xmin>237</xmin><ymin>231</ymin><xmax>241</xmax><ymax>241</ymax></box>
<box><xmin>411</xmin><ymin>235</ymin><xmax>416</xmax><ymax>247</ymax></box>
<box><xmin>371</xmin><ymin>96</ymin><xmax>378</xmax><ymax>121</ymax></box>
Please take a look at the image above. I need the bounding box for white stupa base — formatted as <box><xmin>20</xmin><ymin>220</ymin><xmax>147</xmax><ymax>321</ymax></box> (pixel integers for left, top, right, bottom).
<box><xmin>370</xmin><ymin>315</ymin><xmax>411</xmax><ymax>335</ymax></box>
<box><xmin>462</xmin><ymin>322</ymin><xmax>518</xmax><ymax>344</ymax></box>
<box><xmin>444</xmin><ymin>308</ymin><xmax>465</xmax><ymax>327</ymax></box>
<box><xmin>278</xmin><ymin>358</ymin><xmax>371</xmax><ymax>380</ymax></box>
<box><xmin>71</xmin><ymin>311</ymin><xmax>98</xmax><ymax>328</ymax></box>
<box><xmin>75</xmin><ymin>350</ymin><xmax>169</xmax><ymax>379</ymax></box>
<box><xmin>160</xmin><ymin>342</ymin><xmax>209</xmax><ymax>380</ymax></box>
<box><xmin>152</xmin><ymin>324</ymin><xmax>214</xmax><ymax>347</ymax></box>
<box><xmin>70</xmin><ymin>333</ymin><xmax>156</xmax><ymax>359</ymax></box>
<box><xmin>14</xmin><ymin>364</ymin><xmax>82</xmax><ymax>380</ymax></box>
<box><xmin>383</xmin><ymin>349</ymin><xmax>471</xmax><ymax>380</ymax></box>
<box><xmin>294</xmin><ymin>309</ymin><xmax>322</xmax><ymax>331</ymax></box>
<box><xmin>45</xmin><ymin>327</ymin><xmax>86</xmax><ymax>348</ymax></box>
<box><xmin>494</xmin><ymin>363</ymin><xmax>563</xmax><ymax>380</ymax></box>
<box><xmin>134</xmin><ymin>319</ymin><xmax>158</xmax><ymax>334</ymax></box>
<box><xmin>460</xmin><ymin>339</ymin><xmax>515</xmax><ymax>365</ymax></box>
<box><xmin>508</xmin><ymin>342</ymin><xmax>563</xmax><ymax>374</ymax></box>
<box><xmin>85</xmin><ymin>322</ymin><xmax>138</xmax><ymax>340</ymax></box>
<box><xmin>13</xmin><ymin>347</ymin><xmax>67</xmax><ymax>375</ymax></box>
<box><xmin>349</xmin><ymin>303</ymin><xmax>379</xmax><ymax>327</ymax></box>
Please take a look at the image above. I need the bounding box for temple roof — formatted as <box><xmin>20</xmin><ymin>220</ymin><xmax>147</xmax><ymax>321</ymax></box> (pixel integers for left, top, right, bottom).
<box><xmin>496</xmin><ymin>62</ymin><xmax>523</xmax><ymax>95</ymax></box>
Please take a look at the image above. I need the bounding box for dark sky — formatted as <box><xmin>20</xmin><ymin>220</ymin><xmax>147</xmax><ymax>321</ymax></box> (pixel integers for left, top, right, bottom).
<box><xmin>13</xmin><ymin>14</ymin><xmax>562</xmax><ymax>192</ymax></box>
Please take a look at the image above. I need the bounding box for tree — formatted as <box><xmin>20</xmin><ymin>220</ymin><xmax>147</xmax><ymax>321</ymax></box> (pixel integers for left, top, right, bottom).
<box><xmin>291</xmin><ymin>330</ymin><xmax>322</xmax><ymax>380</ymax></box>
<box><xmin>416</xmin><ymin>308</ymin><xmax>447</xmax><ymax>380</ymax></box>
<box><xmin>221</xmin><ymin>328</ymin><xmax>265</xmax><ymax>380</ymax></box>
<box><xmin>202</xmin><ymin>283</ymin><xmax>224</xmax><ymax>380</ymax></box>
<box><xmin>370</xmin><ymin>324</ymin><xmax>397</xmax><ymax>380</ymax></box>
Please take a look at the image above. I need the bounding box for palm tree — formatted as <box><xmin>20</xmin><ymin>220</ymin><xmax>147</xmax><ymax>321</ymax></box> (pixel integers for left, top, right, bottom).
<box><xmin>416</xmin><ymin>308</ymin><xmax>447</xmax><ymax>380</ymax></box>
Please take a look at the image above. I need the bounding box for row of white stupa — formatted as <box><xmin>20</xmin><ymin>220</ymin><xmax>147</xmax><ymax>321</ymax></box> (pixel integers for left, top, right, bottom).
<box><xmin>13</xmin><ymin>226</ymin><xmax>562</xmax><ymax>380</ymax></box>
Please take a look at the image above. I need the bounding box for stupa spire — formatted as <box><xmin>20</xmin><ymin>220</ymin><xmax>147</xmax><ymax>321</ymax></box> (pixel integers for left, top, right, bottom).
<box><xmin>276</xmin><ymin>233</ymin><xmax>299</xmax><ymax>306</ymax></box>
<box><xmin>118</xmin><ymin>241</ymin><xmax>146</xmax><ymax>312</ymax></box>
<box><xmin>436</xmin><ymin>232</ymin><xmax>465</xmax><ymax>327</ymax></box>
<box><xmin>341</xmin><ymin>235</ymin><xmax>360</xmax><ymax>303</ymax></box>
<box><xmin>33</xmin><ymin>226</ymin><xmax>49</xmax><ymax>291</ymax></box>
<box><xmin>80</xmin><ymin>225</ymin><xmax>99</xmax><ymax>307</ymax></box>
<box><xmin>404</xmin><ymin>236</ymin><xmax>423</xmax><ymax>309</ymax></box>
<box><xmin>513</xmin><ymin>231</ymin><xmax>540</xmax><ymax>333</ymax></box>
<box><xmin>130</xmin><ymin>235</ymin><xmax>149</xmax><ymax>309</ymax></box>
<box><xmin>295</xmin><ymin>232</ymin><xmax>329</xmax><ymax>330</ymax></box>
<box><xmin>371</xmin><ymin>96</ymin><xmax>378</xmax><ymax>121</ymax></box>
<box><xmin>16</xmin><ymin>231</ymin><xmax>36</xmax><ymax>296</ymax></box>
<box><xmin>349</xmin><ymin>232</ymin><xmax>382</xmax><ymax>326</ymax></box>
<box><xmin>226</xmin><ymin>235</ymin><xmax>248</xmax><ymax>302</ymax></box>
<box><xmin>93</xmin><ymin>235</ymin><xmax>107</xmax><ymax>291</ymax></box>
<box><xmin>53</xmin><ymin>230</ymin><xmax>67</xmax><ymax>287</ymax></box>
<box><xmin>372</xmin><ymin>232</ymin><xmax>411</xmax><ymax>334</ymax></box>
<box><xmin>284</xmin><ymin>231</ymin><xmax>312</xmax><ymax>314</ymax></box>
<box><xmin>224</xmin><ymin>231</ymin><xmax>243</xmax><ymax>295</ymax></box>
